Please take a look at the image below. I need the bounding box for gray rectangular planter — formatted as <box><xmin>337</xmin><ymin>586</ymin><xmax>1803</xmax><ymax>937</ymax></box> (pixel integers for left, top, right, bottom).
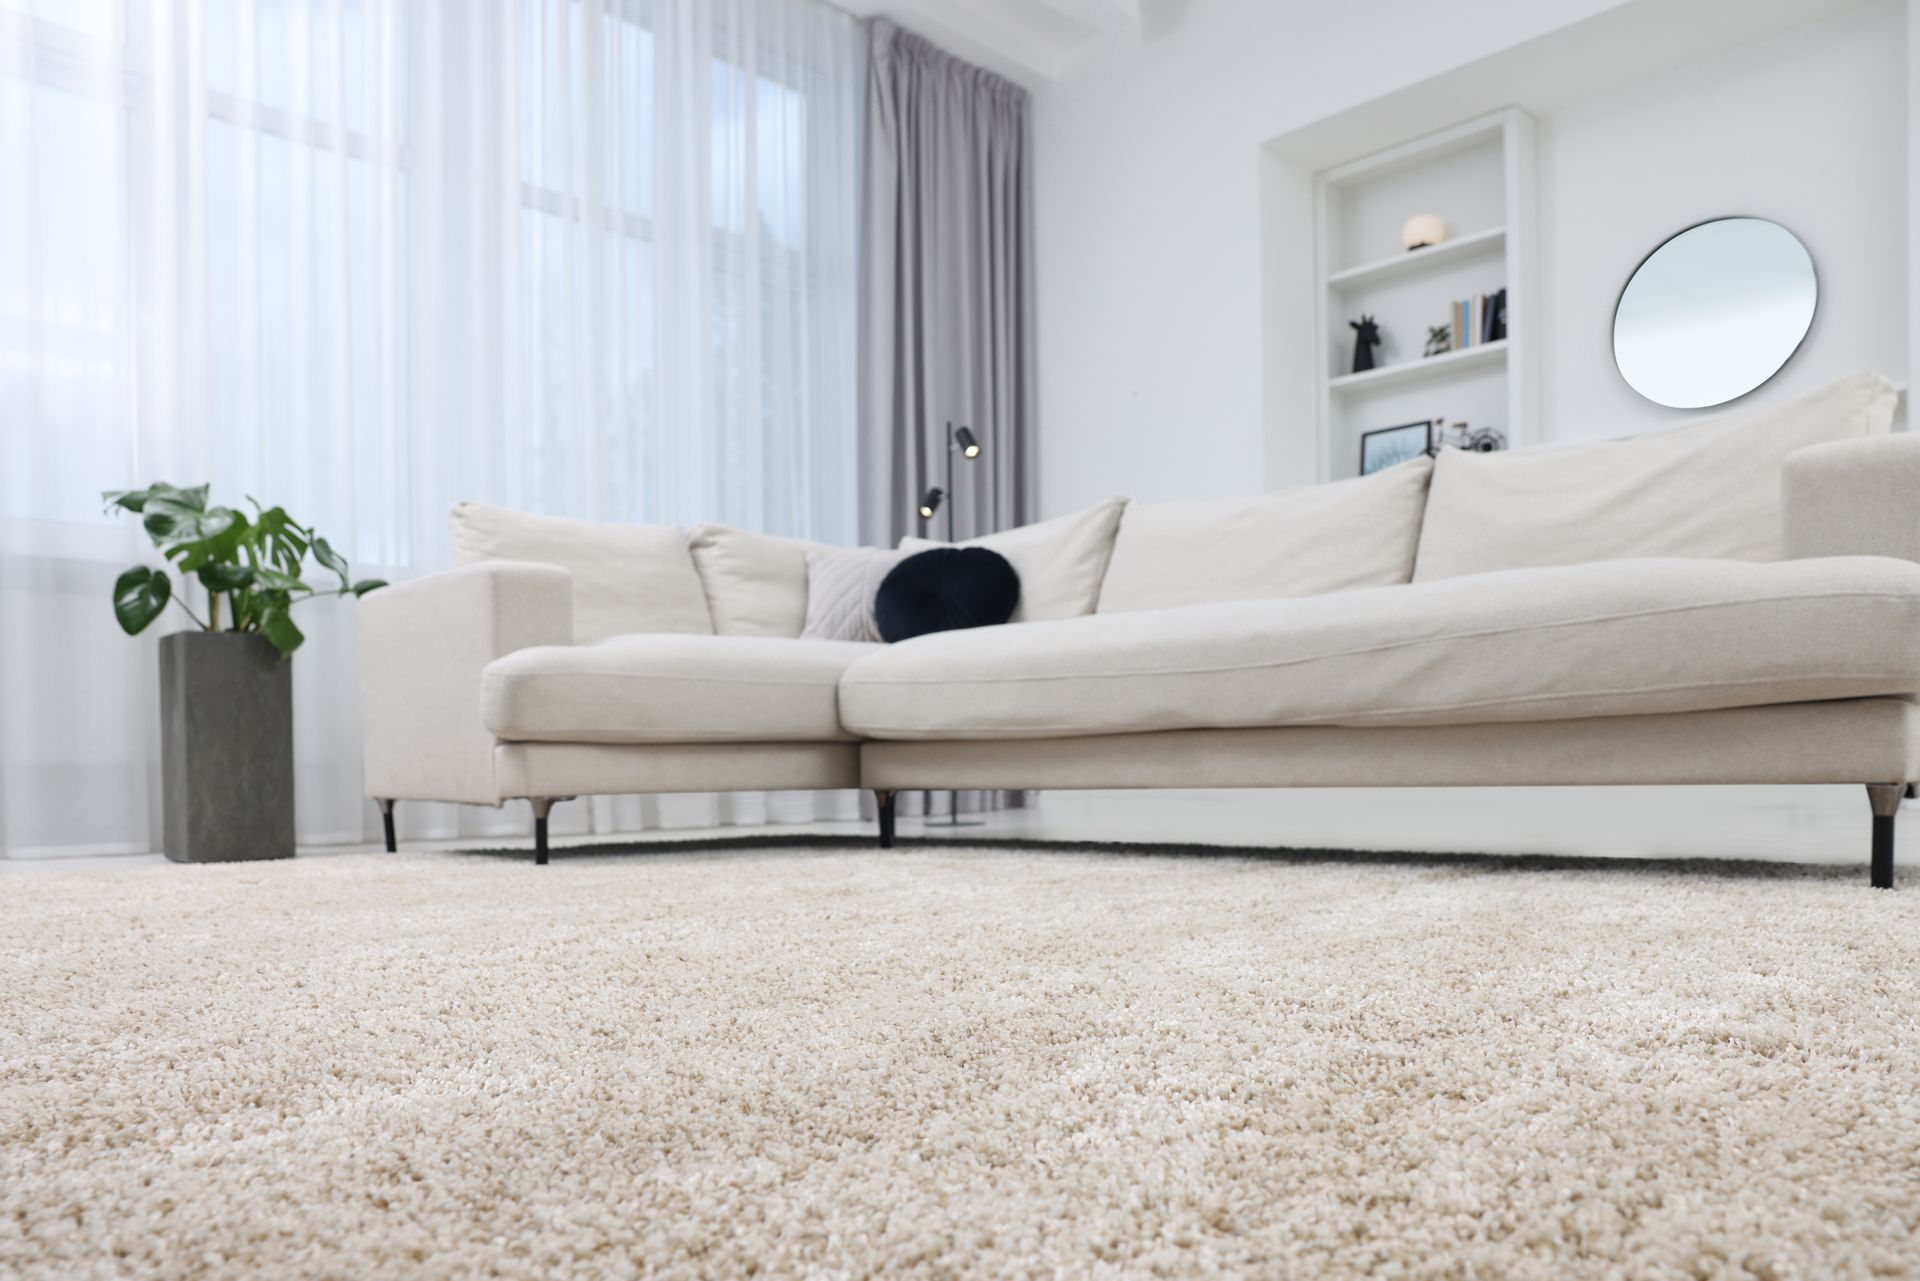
<box><xmin>159</xmin><ymin>632</ymin><xmax>295</xmax><ymax>862</ymax></box>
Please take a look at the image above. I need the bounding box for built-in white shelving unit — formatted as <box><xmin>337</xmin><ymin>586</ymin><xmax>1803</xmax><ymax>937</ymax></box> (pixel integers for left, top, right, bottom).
<box><xmin>1327</xmin><ymin>338</ymin><xmax>1508</xmax><ymax>395</ymax></box>
<box><xmin>1310</xmin><ymin>108</ymin><xmax>1537</xmax><ymax>481</ymax></box>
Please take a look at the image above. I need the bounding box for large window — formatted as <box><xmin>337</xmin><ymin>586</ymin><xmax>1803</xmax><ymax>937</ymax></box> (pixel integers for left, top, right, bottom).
<box><xmin>509</xmin><ymin>0</ymin><xmax>853</xmax><ymax>538</ymax></box>
<box><xmin>0</xmin><ymin>0</ymin><xmax>862</xmax><ymax>856</ymax></box>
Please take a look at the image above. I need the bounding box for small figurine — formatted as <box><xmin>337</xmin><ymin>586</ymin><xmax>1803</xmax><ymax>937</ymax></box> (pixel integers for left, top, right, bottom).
<box><xmin>1350</xmin><ymin>315</ymin><xmax>1381</xmax><ymax>374</ymax></box>
<box><xmin>1433</xmin><ymin>421</ymin><xmax>1507</xmax><ymax>453</ymax></box>
<box><xmin>1424</xmin><ymin>325</ymin><xmax>1451</xmax><ymax>358</ymax></box>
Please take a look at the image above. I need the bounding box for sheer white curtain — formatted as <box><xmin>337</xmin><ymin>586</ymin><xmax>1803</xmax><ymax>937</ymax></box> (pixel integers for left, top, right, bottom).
<box><xmin>0</xmin><ymin>0</ymin><xmax>862</xmax><ymax>858</ymax></box>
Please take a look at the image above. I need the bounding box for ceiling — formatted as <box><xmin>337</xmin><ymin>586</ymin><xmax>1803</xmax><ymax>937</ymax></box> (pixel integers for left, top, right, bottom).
<box><xmin>835</xmin><ymin>0</ymin><xmax>1148</xmax><ymax>85</ymax></box>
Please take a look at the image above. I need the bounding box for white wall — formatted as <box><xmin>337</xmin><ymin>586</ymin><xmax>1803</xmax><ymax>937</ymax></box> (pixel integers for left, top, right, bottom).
<box><xmin>1034</xmin><ymin>0</ymin><xmax>1909</xmax><ymax>509</ymax></box>
<box><xmin>1031</xmin><ymin>0</ymin><xmax>1626</xmax><ymax>513</ymax></box>
<box><xmin>1535</xmin><ymin>0</ymin><xmax>1907</xmax><ymax>442</ymax></box>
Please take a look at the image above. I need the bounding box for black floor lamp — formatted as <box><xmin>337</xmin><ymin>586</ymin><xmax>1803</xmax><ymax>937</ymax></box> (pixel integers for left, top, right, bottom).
<box><xmin>916</xmin><ymin>422</ymin><xmax>985</xmax><ymax>828</ymax></box>
<box><xmin>917</xmin><ymin>422</ymin><xmax>980</xmax><ymax>543</ymax></box>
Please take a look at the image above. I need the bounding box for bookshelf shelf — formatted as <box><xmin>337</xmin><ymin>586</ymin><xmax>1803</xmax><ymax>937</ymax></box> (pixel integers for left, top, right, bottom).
<box><xmin>1326</xmin><ymin>225</ymin><xmax>1506</xmax><ymax>290</ymax></box>
<box><xmin>1329</xmin><ymin>339</ymin><xmax>1508</xmax><ymax>394</ymax></box>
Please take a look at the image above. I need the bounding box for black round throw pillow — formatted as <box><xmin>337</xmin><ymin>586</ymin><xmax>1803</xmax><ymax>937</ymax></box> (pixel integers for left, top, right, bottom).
<box><xmin>874</xmin><ymin>547</ymin><xmax>1021</xmax><ymax>643</ymax></box>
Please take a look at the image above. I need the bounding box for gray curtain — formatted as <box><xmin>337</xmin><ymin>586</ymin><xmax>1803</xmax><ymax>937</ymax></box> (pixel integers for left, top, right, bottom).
<box><xmin>857</xmin><ymin>19</ymin><xmax>1037</xmax><ymax>818</ymax></box>
<box><xmin>858</xmin><ymin>18</ymin><xmax>1037</xmax><ymax>549</ymax></box>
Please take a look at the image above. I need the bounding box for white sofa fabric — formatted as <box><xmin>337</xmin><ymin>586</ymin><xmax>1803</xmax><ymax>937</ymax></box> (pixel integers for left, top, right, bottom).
<box><xmin>359</xmin><ymin>559</ymin><xmax>573</xmax><ymax>805</ymax></box>
<box><xmin>688</xmin><ymin>524</ymin><xmax>835</xmax><ymax>637</ymax></box>
<box><xmin>1096</xmin><ymin>456</ymin><xmax>1432</xmax><ymax>614</ymax></box>
<box><xmin>860</xmin><ymin>700</ymin><xmax>1920</xmax><ymax>791</ymax></box>
<box><xmin>495</xmin><ymin>741</ymin><xmax>862</xmax><ymax>800</ymax></box>
<box><xmin>839</xmin><ymin>556</ymin><xmax>1920</xmax><ymax>740</ymax></box>
<box><xmin>1784</xmin><ymin>431</ymin><xmax>1920</xmax><ymax>564</ymax></box>
<box><xmin>360</xmin><ymin>373</ymin><xmax>1920</xmax><ymax>869</ymax></box>
<box><xmin>450</xmin><ymin>502</ymin><xmax>711</xmax><ymax>643</ymax></box>
<box><xmin>1413</xmin><ymin>371</ymin><xmax>1899</xmax><ymax>581</ymax></box>
<box><xmin>482</xmin><ymin>635</ymin><xmax>878</xmax><ymax>744</ymax></box>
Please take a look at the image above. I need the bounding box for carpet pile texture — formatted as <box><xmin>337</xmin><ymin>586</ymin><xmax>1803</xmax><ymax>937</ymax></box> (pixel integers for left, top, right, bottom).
<box><xmin>4</xmin><ymin>846</ymin><xmax>1919</xmax><ymax>1278</ymax></box>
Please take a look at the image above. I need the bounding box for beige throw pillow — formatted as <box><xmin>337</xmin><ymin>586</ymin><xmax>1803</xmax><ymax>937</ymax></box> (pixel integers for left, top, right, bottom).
<box><xmin>1413</xmin><ymin>371</ymin><xmax>1900</xmax><ymax>582</ymax></box>
<box><xmin>688</xmin><ymin>525</ymin><xmax>836</xmax><ymax>637</ymax></box>
<box><xmin>1096</xmin><ymin>457</ymin><xmax>1433</xmax><ymax>614</ymax></box>
<box><xmin>900</xmin><ymin>498</ymin><xmax>1126</xmax><ymax>622</ymax></box>
<box><xmin>448</xmin><ymin>502</ymin><xmax>712</xmax><ymax>644</ymax></box>
<box><xmin>799</xmin><ymin>547</ymin><xmax>911</xmax><ymax>643</ymax></box>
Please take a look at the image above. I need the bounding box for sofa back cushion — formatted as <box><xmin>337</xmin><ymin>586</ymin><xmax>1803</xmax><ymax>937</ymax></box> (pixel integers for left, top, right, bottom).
<box><xmin>899</xmin><ymin>497</ymin><xmax>1126</xmax><ymax>622</ymax></box>
<box><xmin>689</xmin><ymin>525</ymin><xmax>836</xmax><ymax>636</ymax></box>
<box><xmin>1413</xmin><ymin>371</ymin><xmax>1900</xmax><ymax>582</ymax></box>
<box><xmin>1096</xmin><ymin>457</ymin><xmax>1433</xmax><ymax>614</ymax></box>
<box><xmin>448</xmin><ymin>502</ymin><xmax>713</xmax><ymax>644</ymax></box>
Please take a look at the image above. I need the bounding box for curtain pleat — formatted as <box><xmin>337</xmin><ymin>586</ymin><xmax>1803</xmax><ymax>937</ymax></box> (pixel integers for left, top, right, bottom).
<box><xmin>0</xmin><ymin>0</ymin><xmax>864</xmax><ymax>858</ymax></box>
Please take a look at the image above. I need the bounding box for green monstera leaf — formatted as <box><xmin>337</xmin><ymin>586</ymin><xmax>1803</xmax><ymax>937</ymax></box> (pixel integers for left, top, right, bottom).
<box><xmin>174</xmin><ymin>507</ymin><xmax>248</xmax><ymax>572</ymax></box>
<box><xmin>311</xmin><ymin>536</ymin><xmax>350</xmax><ymax>591</ymax></box>
<box><xmin>252</xmin><ymin>566</ymin><xmax>313</xmax><ymax>594</ymax></box>
<box><xmin>102</xmin><ymin>482</ymin><xmax>208</xmax><ymax>518</ymax></box>
<box><xmin>102</xmin><ymin>488</ymin><xmax>150</xmax><ymax>514</ymax></box>
<box><xmin>112</xmin><ymin>567</ymin><xmax>172</xmax><ymax>635</ymax></box>
<box><xmin>149</xmin><ymin>504</ymin><xmax>233</xmax><ymax>553</ymax></box>
<box><xmin>257</xmin><ymin>603</ymin><xmax>305</xmax><ymax>658</ymax></box>
<box><xmin>197</xmin><ymin>562</ymin><xmax>256</xmax><ymax>594</ymax></box>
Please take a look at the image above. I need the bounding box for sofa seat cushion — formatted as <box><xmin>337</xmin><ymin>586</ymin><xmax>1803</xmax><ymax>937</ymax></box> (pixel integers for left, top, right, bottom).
<box><xmin>483</xmin><ymin>635</ymin><xmax>879</xmax><ymax>744</ymax></box>
<box><xmin>838</xmin><ymin>557</ymin><xmax>1920</xmax><ymax>740</ymax></box>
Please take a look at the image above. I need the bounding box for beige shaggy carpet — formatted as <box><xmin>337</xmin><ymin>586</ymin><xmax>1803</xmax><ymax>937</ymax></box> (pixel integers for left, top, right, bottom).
<box><xmin>4</xmin><ymin>847</ymin><xmax>1920</xmax><ymax>1279</ymax></box>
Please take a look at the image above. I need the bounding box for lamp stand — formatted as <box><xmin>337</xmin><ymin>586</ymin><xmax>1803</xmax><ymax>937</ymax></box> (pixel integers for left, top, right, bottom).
<box><xmin>937</xmin><ymin>420</ymin><xmax>983</xmax><ymax>826</ymax></box>
<box><xmin>924</xmin><ymin>789</ymin><xmax>986</xmax><ymax>827</ymax></box>
<box><xmin>906</xmin><ymin>421</ymin><xmax>989</xmax><ymax>830</ymax></box>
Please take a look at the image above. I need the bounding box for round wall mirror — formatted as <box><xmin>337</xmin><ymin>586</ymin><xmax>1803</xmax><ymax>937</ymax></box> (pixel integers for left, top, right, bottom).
<box><xmin>1611</xmin><ymin>217</ymin><xmax>1817</xmax><ymax>409</ymax></box>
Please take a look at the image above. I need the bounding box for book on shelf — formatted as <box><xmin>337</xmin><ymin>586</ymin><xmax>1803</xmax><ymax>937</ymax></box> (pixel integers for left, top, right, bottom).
<box><xmin>1445</xmin><ymin>288</ymin><xmax>1508</xmax><ymax>352</ymax></box>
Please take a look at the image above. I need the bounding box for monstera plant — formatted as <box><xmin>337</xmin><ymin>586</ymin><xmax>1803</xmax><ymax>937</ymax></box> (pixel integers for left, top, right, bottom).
<box><xmin>103</xmin><ymin>483</ymin><xmax>387</xmax><ymax>864</ymax></box>
<box><xmin>104</xmin><ymin>482</ymin><xmax>385</xmax><ymax>657</ymax></box>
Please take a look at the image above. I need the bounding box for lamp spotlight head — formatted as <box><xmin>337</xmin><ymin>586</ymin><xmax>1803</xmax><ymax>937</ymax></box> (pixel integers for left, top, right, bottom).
<box><xmin>954</xmin><ymin>425</ymin><xmax>981</xmax><ymax>458</ymax></box>
<box><xmin>917</xmin><ymin>487</ymin><xmax>945</xmax><ymax>519</ymax></box>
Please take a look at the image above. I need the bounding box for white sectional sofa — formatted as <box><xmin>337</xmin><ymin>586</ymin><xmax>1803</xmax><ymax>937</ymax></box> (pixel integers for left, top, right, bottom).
<box><xmin>359</xmin><ymin>371</ymin><xmax>1920</xmax><ymax>885</ymax></box>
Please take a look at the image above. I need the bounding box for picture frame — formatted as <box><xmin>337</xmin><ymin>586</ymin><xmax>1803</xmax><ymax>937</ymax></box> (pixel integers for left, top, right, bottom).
<box><xmin>1359</xmin><ymin>420</ymin><xmax>1433</xmax><ymax>476</ymax></box>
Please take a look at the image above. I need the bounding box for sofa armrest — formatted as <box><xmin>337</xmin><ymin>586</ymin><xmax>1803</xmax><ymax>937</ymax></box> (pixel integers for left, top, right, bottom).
<box><xmin>1784</xmin><ymin>434</ymin><xmax>1920</xmax><ymax>563</ymax></box>
<box><xmin>358</xmin><ymin>560</ymin><xmax>572</xmax><ymax>805</ymax></box>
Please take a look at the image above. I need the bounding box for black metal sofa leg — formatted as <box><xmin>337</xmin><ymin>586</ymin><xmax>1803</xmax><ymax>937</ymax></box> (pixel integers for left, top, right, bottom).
<box><xmin>530</xmin><ymin>797</ymin><xmax>556</xmax><ymax>866</ymax></box>
<box><xmin>876</xmin><ymin>791</ymin><xmax>896</xmax><ymax>850</ymax></box>
<box><xmin>376</xmin><ymin>798</ymin><xmax>397</xmax><ymax>853</ymax></box>
<box><xmin>1867</xmin><ymin>784</ymin><xmax>1903</xmax><ymax>889</ymax></box>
